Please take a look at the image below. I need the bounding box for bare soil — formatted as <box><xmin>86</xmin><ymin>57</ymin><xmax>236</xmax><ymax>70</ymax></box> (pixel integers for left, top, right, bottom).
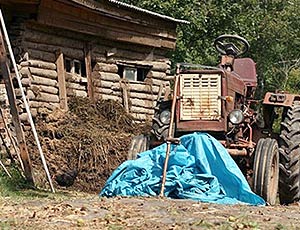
<box><xmin>0</xmin><ymin>191</ymin><xmax>299</xmax><ymax>229</ymax></box>
<box><xmin>2</xmin><ymin>98</ymin><xmax>297</xmax><ymax>229</ymax></box>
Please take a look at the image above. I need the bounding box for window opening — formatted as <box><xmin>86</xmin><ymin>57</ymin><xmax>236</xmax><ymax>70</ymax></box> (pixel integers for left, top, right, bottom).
<box><xmin>74</xmin><ymin>60</ymin><xmax>82</xmax><ymax>75</ymax></box>
<box><xmin>124</xmin><ymin>67</ymin><xmax>137</xmax><ymax>81</ymax></box>
<box><xmin>65</xmin><ymin>58</ymin><xmax>72</xmax><ymax>73</ymax></box>
<box><xmin>117</xmin><ymin>64</ymin><xmax>150</xmax><ymax>82</ymax></box>
<box><xmin>64</xmin><ymin>58</ymin><xmax>86</xmax><ymax>77</ymax></box>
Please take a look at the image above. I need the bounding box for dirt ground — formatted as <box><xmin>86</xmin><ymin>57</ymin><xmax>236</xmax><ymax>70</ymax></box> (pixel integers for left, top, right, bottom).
<box><xmin>2</xmin><ymin>98</ymin><xmax>299</xmax><ymax>229</ymax></box>
<box><xmin>0</xmin><ymin>191</ymin><xmax>300</xmax><ymax>230</ymax></box>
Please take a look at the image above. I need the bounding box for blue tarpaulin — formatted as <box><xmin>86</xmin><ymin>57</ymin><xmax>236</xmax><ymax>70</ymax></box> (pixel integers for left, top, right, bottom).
<box><xmin>100</xmin><ymin>132</ymin><xmax>265</xmax><ymax>205</ymax></box>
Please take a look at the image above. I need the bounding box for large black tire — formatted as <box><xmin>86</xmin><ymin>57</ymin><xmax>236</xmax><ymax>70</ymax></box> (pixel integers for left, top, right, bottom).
<box><xmin>127</xmin><ymin>135</ymin><xmax>150</xmax><ymax>160</ymax></box>
<box><xmin>279</xmin><ymin>102</ymin><xmax>300</xmax><ymax>204</ymax></box>
<box><xmin>253</xmin><ymin>138</ymin><xmax>279</xmax><ymax>205</ymax></box>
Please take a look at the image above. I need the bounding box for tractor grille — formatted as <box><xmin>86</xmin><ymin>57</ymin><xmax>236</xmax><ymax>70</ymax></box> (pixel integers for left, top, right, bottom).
<box><xmin>180</xmin><ymin>73</ymin><xmax>221</xmax><ymax>120</ymax></box>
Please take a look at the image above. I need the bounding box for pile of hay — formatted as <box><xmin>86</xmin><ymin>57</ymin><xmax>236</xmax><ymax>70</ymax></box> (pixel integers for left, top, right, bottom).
<box><xmin>27</xmin><ymin>97</ymin><xmax>150</xmax><ymax>192</ymax></box>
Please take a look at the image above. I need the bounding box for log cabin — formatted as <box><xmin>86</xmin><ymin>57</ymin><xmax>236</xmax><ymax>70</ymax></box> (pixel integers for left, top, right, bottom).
<box><xmin>0</xmin><ymin>0</ymin><xmax>188</xmax><ymax>125</ymax></box>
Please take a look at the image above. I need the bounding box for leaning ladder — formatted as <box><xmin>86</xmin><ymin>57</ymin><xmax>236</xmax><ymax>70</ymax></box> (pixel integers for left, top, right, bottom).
<box><xmin>0</xmin><ymin>10</ymin><xmax>55</xmax><ymax>193</ymax></box>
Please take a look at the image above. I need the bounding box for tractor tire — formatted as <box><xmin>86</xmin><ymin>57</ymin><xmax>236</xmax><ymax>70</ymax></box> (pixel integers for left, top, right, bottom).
<box><xmin>253</xmin><ymin>138</ymin><xmax>279</xmax><ymax>205</ymax></box>
<box><xmin>127</xmin><ymin>134</ymin><xmax>150</xmax><ymax>160</ymax></box>
<box><xmin>279</xmin><ymin>102</ymin><xmax>300</xmax><ymax>204</ymax></box>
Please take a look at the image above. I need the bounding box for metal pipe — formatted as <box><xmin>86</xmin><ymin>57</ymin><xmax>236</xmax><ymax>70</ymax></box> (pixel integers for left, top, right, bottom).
<box><xmin>0</xmin><ymin>10</ymin><xmax>55</xmax><ymax>193</ymax></box>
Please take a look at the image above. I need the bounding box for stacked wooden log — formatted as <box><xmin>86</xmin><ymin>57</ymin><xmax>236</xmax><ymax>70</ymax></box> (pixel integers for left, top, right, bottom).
<box><xmin>92</xmin><ymin>61</ymin><xmax>171</xmax><ymax>121</ymax></box>
<box><xmin>17</xmin><ymin>59</ymin><xmax>60</xmax><ymax>129</ymax></box>
<box><xmin>13</xmin><ymin>22</ymin><xmax>172</xmax><ymax>122</ymax></box>
<box><xmin>65</xmin><ymin>73</ymin><xmax>88</xmax><ymax>98</ymax></box>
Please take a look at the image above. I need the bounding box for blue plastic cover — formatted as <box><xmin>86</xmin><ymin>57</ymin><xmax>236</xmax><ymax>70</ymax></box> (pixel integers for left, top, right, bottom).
<box><xmin>100</xmin><ymin>132</ymin><xmax>265</xmax><ymax>205</ymax></box>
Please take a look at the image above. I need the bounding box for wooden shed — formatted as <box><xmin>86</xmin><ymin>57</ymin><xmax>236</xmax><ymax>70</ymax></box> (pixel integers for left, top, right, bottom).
<box><xmin>0</xmin><ymin>0</ymin><xmax>187</xmax><ymax>125</ymax></box>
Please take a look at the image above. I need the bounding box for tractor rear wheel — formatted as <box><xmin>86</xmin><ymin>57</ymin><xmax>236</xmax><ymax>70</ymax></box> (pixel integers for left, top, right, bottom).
<box><xmin>279</xmin><ymin>102</ymin><xmax>300</xmax><ymax>204</ymax></box>
<box><xmin>127</xmin><ymin>134</ymin><xmax>150</xmax><ymax>160</ymax></box>
<box><xmin>253</xmin><ymin>138</ymin><xmax>279</xmax><ymax>205</ymax></box>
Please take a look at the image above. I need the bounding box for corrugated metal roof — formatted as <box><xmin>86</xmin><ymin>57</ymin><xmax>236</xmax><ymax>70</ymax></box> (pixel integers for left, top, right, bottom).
<box><xmin>107</xmin><ymin>0</ymin><xmax>190</xmax><ymax>24</ymax></box>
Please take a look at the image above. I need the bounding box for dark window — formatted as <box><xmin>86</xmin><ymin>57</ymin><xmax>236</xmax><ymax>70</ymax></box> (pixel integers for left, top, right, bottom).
<box><xmin>64</xmin><ymin>58</ymin><xmax>86</xmax><ymax>77</ymax></box>
<box><xmin>74</xmin><ymin>60</ymin><xmax>81</xmax><ymax>75</ymax></box>
<box><xmin>137</xmin><ymin>68</ymin><xmax>150</xmax><ymax>81</ymax></box>
<box><xmin>65</xmin><ymin>58</ymin><xmax>72</xmax><ymax>73</ymax></box>
<box><xmin>117</xmin><ymin>64</ymin><xmax>150</xmax><ymax>82</ymax></box>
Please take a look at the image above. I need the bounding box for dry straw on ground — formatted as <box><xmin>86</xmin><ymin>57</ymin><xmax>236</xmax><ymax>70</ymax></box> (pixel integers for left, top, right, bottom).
<box><xmin>27</xmin><ymin>97</ymin><xmax>150</xmax><ymax>192</ymax></box>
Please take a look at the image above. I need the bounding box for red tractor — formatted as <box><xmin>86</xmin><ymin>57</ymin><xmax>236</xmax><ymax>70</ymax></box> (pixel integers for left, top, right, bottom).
<box><xmin>129</xmin><ymin>35</ymin><xmax>300</xmax><ymax>205</ymax></box>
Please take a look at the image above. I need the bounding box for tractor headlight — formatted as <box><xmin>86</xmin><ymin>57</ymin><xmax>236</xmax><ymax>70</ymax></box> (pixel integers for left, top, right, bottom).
<box><xmin>160</xmin><ymin>110</ymin><xmax>171</xmax><ymax>124</ymax></box>
<box><xmin>229</xmin><ymin>109</ymin><xmax>244</xmax><ymax>125</ymax></box>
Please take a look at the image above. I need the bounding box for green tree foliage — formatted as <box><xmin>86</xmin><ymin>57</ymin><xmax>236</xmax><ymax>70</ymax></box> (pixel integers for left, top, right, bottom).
<box><xmin>121</xmin><ymin>0</ymin><xmax>300</xmax><ymax>94</ymax></box>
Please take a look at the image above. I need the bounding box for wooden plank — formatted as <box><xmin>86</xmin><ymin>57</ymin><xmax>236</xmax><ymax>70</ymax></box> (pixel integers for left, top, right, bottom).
<box><xmin>27</xmin><ymin>49</ymin><xmax>56</xmax><ymax>62</ymax></box>
<box><xmin>29</xmin><ymin>67</ymin><xmax>57</xmax><ymax>79</ymax></box>
<box><xmin>29</xmin><ymin>101</ymin><xmax>59</xmax><ymax>110</ymax></box>
<box><xmin>24</xmin><ymin>41</ymin><xmax>84</xmax><ymax>59</ymax></box>
<box><xmin>0</xmin><ymin>0</ymin><xmax>40</xmax><ymax>4</ymax></box>
<box><xmin>84</xmin><ymin>44</ymin><xmax>94</xmax><ymax>100</ymax></box>
<box><xmin>130</xmin><ymin>106</ymin><xmax>154</xmax><ymax>115</ymax></box>
<box><xmin>93</xmin><ymin>63</ymin><xmax>118</xmax><ymax>73</ymax></box>
<box><xmin>120</xmin><ymin>81</ymin><xmax>129</xmax><ymax>113</ymax></box>
<box><xmin>38</xmin><ymin>0</ymin><xmax>176</xmax><ymax>49</ymax></box>
<box><xmin>66</xmin><ymin>82</ymin><xmax>86</xmax><ymax>91</ymax></box>
<box><xmin>56</xmin><ymin>52</ymin><xmax>68</xmax><ymax>110</ymax></box>
<box><xmin>30</xmin><ymin>84</ymin><xmax>58</xmax><ymax>95</ymax></box>
<box><xmin>23</xmin><ymin>27</ymin><xmax>84</xmax><ymax>49</ymax></box>
<box><xmin>0</xmin><ymin>30</ymin><xmax>34</xmax><ymax>184</ymax></box>
<box><xmin>31</xmin><ymin>75</ymin><xmax>57</xmax><ymax>87</ymax></box>
<box><xmin>25</xmin><ymin>21</ymin><xmax>169</xmax><ymax>59</ymax></box>
<box><xmin>20</xmin><ymin>60</ymin><xmax>57</xmax><ymax>70</ymax></box>
<box><xmin>94</xmin><ymin>71</ymin><xmax>121</xmax><ymax>82</ymax></box>
<box><xmin>40</xmin><ymin>0</ymin><xmax>177</xmax><ymax>40</ymax></box>
<box><xmin>66</xmin><ymin>88</ymin><xmax>87</xmax><ymax>97</ymax></box>
<box><xmin>93</xmin><ymin>47</ymin><xmax>161</xmax><ymax>62</ymax></box>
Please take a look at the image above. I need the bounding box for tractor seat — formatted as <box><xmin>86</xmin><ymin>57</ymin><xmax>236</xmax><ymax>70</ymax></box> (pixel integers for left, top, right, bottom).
<box><xmin>233</xmin><ymin>58</ymin><xmax>257</xmax><ymax>87</ymax></box>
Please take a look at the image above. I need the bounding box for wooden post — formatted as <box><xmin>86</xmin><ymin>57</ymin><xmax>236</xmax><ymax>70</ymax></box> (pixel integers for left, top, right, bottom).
<box><xmin>159</xmin><ymin>73</ymin><xmax>180</xmax><ymax>197</ymax></box>
<box><xmin>120</xmin><ymin>81</ymin><xmax>129</xmax><ymax>113</ymax></box>
<box><xmin>0</xmin><ymin>30</ymin><xmax>34</xmax><ymax>184</ymax></box>
<box><xmin>56</xmin><ymin>51</ymin><xmax>68</xmax><ymax>110</ymax></box>
<box><xmin>84</xmin><ymin>44</ymin><xmax>94</xmax><ymax>101</ymax></box>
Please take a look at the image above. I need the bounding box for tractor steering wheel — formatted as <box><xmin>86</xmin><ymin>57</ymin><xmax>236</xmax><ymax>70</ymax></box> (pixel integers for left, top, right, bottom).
<box><xmin>214</xmin><ymin>34</ymin><xmax>250</xmax><ymax>57</ymax></box>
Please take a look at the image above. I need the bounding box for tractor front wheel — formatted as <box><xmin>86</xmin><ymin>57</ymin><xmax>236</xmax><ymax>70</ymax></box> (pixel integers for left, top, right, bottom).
<box><xmin>253</xmin><ymin>138</ymin><xmax>279</xmax><ymax>205</ymax></box>
<box><xmin>279</xmin><ymin>102</ymin><xmax>300</xmax><ymax>204</ymax></box>
<box><xmin>127</xmin><ymin>134</ymin><xmax>150</xmax><ymax>160</ymax></box>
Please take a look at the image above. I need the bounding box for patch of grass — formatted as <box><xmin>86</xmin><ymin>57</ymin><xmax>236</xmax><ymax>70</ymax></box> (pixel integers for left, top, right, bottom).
<box><xmin>0</xmin><ymin>166</ymin><xmax>33</xmax><ymax>196</ymax></box>
<box><xmin>0</xmin><ymin>165</ymin><xmax>69</xmax><ymax>200</ymax></box>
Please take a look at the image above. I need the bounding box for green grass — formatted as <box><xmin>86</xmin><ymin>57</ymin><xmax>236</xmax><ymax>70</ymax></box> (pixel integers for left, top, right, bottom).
<box><xmin>0</xmin><ymin>166</ymin><xmax>32</xmax><ymax>196</ymax></box>
<box><xmin>0</xmin><ymin>165</ymin><xmax>71</xmax><ymax>200</ymax></box>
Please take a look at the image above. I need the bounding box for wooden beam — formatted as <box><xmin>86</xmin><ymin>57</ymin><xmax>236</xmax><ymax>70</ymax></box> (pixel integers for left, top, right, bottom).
<box><xmin>0</xmin><ymin>0</ymin><xmax>40</xmax><ymax>4</ymax></box>
<box><xmin>56</xmin><ymin>52</ymin><xmax>68</xmax><ymax>110</ymax></box>
<box><xmin>84</xmin><ymin>44</ymin><xmax>94</xmax><ymax>100</ymax></box>
<box><xmin>37</xmin><ymin>0</ymin><xmax>176</xmax><ymax>49</ymax></box>
<box><xmin>0</xmin><ymin>30</ymin><xmax>34</xmax><ymax>184</ymax></box>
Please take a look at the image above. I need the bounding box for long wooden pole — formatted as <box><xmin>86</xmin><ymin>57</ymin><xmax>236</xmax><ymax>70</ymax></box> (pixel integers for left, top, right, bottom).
<box><xmin>0</xmin><ymin>10</ymin><xmax>55</xmax><ymax>193</ymax></box>
<box><xmin>0</xmin><ymin>31</ymin><xmax>34</xmax><ymax>184</ymax></box>
<box><xmin>159</xmin><ymin>67</ymin><xmax>180</xmax><ymax>197</ymax></box>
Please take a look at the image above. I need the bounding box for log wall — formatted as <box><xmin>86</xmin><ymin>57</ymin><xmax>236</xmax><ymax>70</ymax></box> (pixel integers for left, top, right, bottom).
<box><xmin>12</xmin><ymin>21</ymin><xmax>172</xmax><ymax>122</ymax></box>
